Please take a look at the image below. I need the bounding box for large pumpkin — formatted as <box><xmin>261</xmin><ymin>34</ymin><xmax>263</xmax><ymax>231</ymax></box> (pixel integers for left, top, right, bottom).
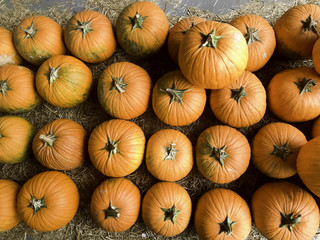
<box><xmin>312</xmin><ymin>117</ymin><xmax>320</xmax><ymax>138</ymax></box>
<box><xmin>252</xmin><ymin>181</ymin><xmax>319</xmax><ymax>240</ymax></box>
<box><xmin>178</xmin><ymin>21</ymin><xmax>248</xmax><ymax>89</ymax></box>
<box><xmin>152</xmin><ymin>70</ymin><xmax>206</xmax><ymax>126</ymax></box>
<box><xmin>0</xmin><ymin>65</ymin><xmax>41</xmax><ymax>113</ymax></box>
<box><xmin>0</xmin><ymin>27</ymin><xmax>22</xmax><ymax>66</ymax></box>
<box><xmin>142</xmin><ymin>181</ymin><xmax>192</xmax><ymax>237</ymax></box>
<box><xmin>116</xmin><ymin>1</ymin><xmax>169</xmax><ymax>57</ymax></box>
<box><xmin>36</xmin><ymin>55</ymin><xmax>93</xmax><ymax>108</ymax></box>
<box><xmin>13</xmin><ymin>15</ymin><xmax>66</xmax><ymax>66</ymax></box>
<box><xmin>64</xmin><ymin>10</ymin><xmax>116</xmax><ymax>63</ymax></box>
<box><xmin>90</xmin><ymin>178</ymin><xmax>141</xmax><ymax>232</ymax></box>
<box><xmin>312</xmin><ymin>38</ymin><xmax>320</xmax><ymax>75</ymax></box>
<box><xmin>196</xmin><ymin>125</ymin><xmax>251</xmax><ymax>184</ymax></box>
<box><xmin>210</xmin><ymin>71</ymin><xmax>266</xmax><ymax>128</ymax></box>
<box><xmin>88</xmin><ymin>119</ymin><xmax>145</xmax><ymax>177</ymax></box>
<box><xmin>98</xmin><ymin>62</ymin><xmax>152</xmax><ymax>120</ymax></box>
<box><xmin>194</xmin><ymin>188</ymin><xmax>251</xmax><ymax>240</ymax></box>
<box><xmin>32</xmin><ymin>119</ymin><xmax>87</xmax><ymax>170</ymax></box>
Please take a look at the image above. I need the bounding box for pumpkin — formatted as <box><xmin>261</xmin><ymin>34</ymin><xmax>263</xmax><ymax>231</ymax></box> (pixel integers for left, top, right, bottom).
<box><xmin>90</xmin><ymin>178</ymin><xmax>140</xmax><ymax>232</ymax></box>
<box><xmin>36</xmin><ymin>55</ymin><xmax>93</xmax><ymax>108</ymax></box>
<box><xmin>312</xmin><ymin>38</ymin><xmax>320</xmax><ymax>75</ymax></box>
<box><xmin>116</xmin><ymin>1</ymin><xmax>169</xmax><ymax>58</ymax></box>
<box><xmin>152</xmin><ymin>70</ymin><xmax>206</xmax><ymax>126</ymax></box>
<box><xmin>98</xmin><ymin>62</ymin><xmax>152</xmax><ymax>120</ymax></box>
<box><xmin>251</xmin><ymin>181</ymin><xmax>319</xmax><ymax>240</ymax></box>
<box><xmin>64</xmin><ymin>10</ymin><xmax>116</xmax><ymax>63</ymax></box>
<box><xmin>252</xmin><ymin>122</ymin><xmax>307</xmax><ymax>179</ymax></box>
<box><xmin>0</xmin><ymin>27</ymin><xmax>22</xmax><ymax>66</ymax></box>
<box><xmin>13</xmin><ymin>15</ymin><xmax>66</xmax><ymax>66</ymax></box>
<box><xmin>178</xmin><ymin>21</ymin><xmax>248</xmax><ymax>89</ymax></box>
<box><xmin>268</xmin><ymin>67</ymin><xmax>320</xmax><ymax>122</ymax></box>
<box><xmin>0</xmin><ymin>179</ymin><xmax>21</xmax><ymax>231</ymax></box>
<box><xmin>0</xmin><ymin>65</ymin><xmax>41</xmax><ymax>113</ymax></box>
<box><xmin>274</xmin><ymin>4</ymin><xmax>320</xmax><ymax>59</ymax></box>
<box><xmin>0</xmin><ymin>116</ymin><xmax>34</xmax><ymax>164</ymax></box>
<box><xmin>142</xmin><ymin>181</ymin><xmax>192</xmax><ymax>237</ymax></box>
<box><xmin>194</xmin><ymin>188</ymin><xmax>251</xmax><ymax>240</ymax></box>
<box><xmin>210</xmin><ymin>71</ymin><xmax>266</xmax><ymax>128</ymax></box>
<box><xmin>32</xmin><ymin>119</ymin><xmax>87</xmax><ymax>170</ymax></box>
<box><xmin>146</xmin><ymin>129</ymin><xmax>193</xmax><ymax>181</ymax></box>
<box><xmin>312</xmin><ymin>117</ymin><xmax>320</xmax><ymax>138</ymax></box>
<box><xmin>230</xmin><ymin>14</ymin><xmax>276</xmax><ymax>72</ymax></box>
<box><xmin>17</xmin><ymin>171</ymin><xmax>79</xmax><ymax>232</ymax></box>
<box><xmin>88</xmin><ymin>119</ymin><xmax>145</xmax><ymax>177</ymax></box>
<box><xmin>196</xmin><ymin>125</ymin><xmax>250</xmax><ymax>184</ymax></box>
<box><xmin>167</xmin><ymin>17</ymin><xmax>205</xmax><ymax>63</ymax></box>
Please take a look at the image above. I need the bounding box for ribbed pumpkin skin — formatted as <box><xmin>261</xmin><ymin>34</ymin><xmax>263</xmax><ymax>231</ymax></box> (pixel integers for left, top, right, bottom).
<box><xmin>64</xmin><ymin>10</ymin><xmax>116</xmax><ymax>63</ymax></box>
<box><xmin>178</xmin><ymin>21</ymin><xmax>248</xmax><ymax>89</ymax></box>
<box><xmin>13</xmin><ymin>16</ymin><xmax>66</xmax><ymax>66</ymax></box>
<box><xmin>90</xmin><ymin>178</ymin><xmax>141</xmax><ymax>232</ymax></box>
<box><xmin>32</xmin><ymin>119</ymin><xmax>87</xmax><ymax>170</ymax></box>
<box><xmin>312</xmin><ymin>117</ymin><xmax>320</xmax><ymax>138</ymax></box>
<box><xmin>252</xmin><ymin>122</ymin><xmax>307</xmax><ymax>179</ymax></box>
<box><xmin>142</xmin><ymin>182</ymin><xmax>192</xmax><ymax>237</ymax></box>
<box><xmin>17</xmin><ymin>171</ymin><xmax>79</xmax><ymax>232</ymax></box>
<box><xmin>194</xmin><ymin>188</ymin><xmax>251</xmax><ymax>240</ymax></box>
<box><xmin>252</xmin><ymin>181</ymin><xmax>319</xmax><ymax>240</ymax></box>
<box><xmin>196</xmin><ymin>125</ymin><xmax>251</xmax><ymax>184</ymax></box>
<box><xmin>312</xmin><ymin>38</ymin><xmax>320</xmax><ymax>75</ymax></box>
<box><xmin>210</xmin><ymin>71</ymin><xmax>266</xmax><ymax>128</ymax></box>
<box><xmin>0</xmin><ymin>27</ymin><xmax>22</xmax><ymax>66</ymax></box>
<box><xmin>116</xmin><ymin>1</ymin><xmax>169</xmax><ymax>58</ymax></box>
<box><xmin>36</xmin><ymin>55</ymin><xmax>93</xmax><ymax>108</ymax></box>
<box><xmin>98</xmin><ymin>62</ymin><xmax>152</xmax><ymax>120</ymax></box>
<box><xmin>0</xmin><ymin>180</ymin><xmax>21</xmax><ymax>231</ymax></box>
<box><xmin>230</xmin><ymin>14</ymin><xmax>276</xmax><ymax>72</ymax></box>
<box><xmin>146</xmin><ymin>129</ymin><xmax>193</xmax><ymax>181</ymax></box>
<box><xmin>0</xmin><ymin>65</ymin><xmax>41</xmax><ymax>113</ymax></box>
<box><xmin>0</xmin><ymin>116</ymin><xmax>34</xmax><ymax>164</ymax></box>
<box><xmin>88</xmin><ymin>119</ymin><xmax>145</xmax><ymax>177</ymax></box>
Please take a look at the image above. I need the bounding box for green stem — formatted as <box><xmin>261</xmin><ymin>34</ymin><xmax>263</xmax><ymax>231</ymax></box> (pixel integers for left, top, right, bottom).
<box><xmin>111</xmin><ymin>76</ymin><xmax>127</xmax><ymax>93</ymax></box>
<box><xmin>101</xmin><ymin>135</ymin><xmax>120</xmax><ymax>158</ymax></box>
<box><xmin>200</xmin><ymin>30</ymin><xmax>223</xmax><ymax>48</ymax></box>
<box><xmin>75</xmin><ymin>20</ymin><xmax>94</xmax><ymax>38</ymax></box>
<box><xmin>45</xmin><ymin>67</ymin><xmax>60</xmax><ymax>85</ymax></box>
<box><xmin>231</xmin><ymin>86</ymin><xmax>247</xmax><ymax>103</ymax></box>
<box><xmin>104</xmin><ymin>201</ymin><xmax>120</xmax><ymax>219</ymax></box>
<box><xmin>164</xmin><ymin>143</ymin><xmax>179</xmax><ymax>160</ymax></box>
<box><xmin>161</xmin><ymin>204</ymin><xmax>181</xmax><ymax>224</ymax></box>
<box><xmin>28</xmin><ymin>195</ymin><xmax>47</xmax><ymax>215</ymax></box>
<box><xmin>271</xmin><ymin>143</ymin><xmax>292</xmax><ymax>161</ymax></box>
<box><xmin>161</xmin><ymin>82</ymin><xmax>188</xmax><ymax>104</ymax></box>
<box><xmin>219</xmin><ymin>215</ymin><xmax>236</xmax><ymax>235</ymax></box>
<box><xmin>130</xmin><ymin>12</ymin><xmax>147</xmax><ymax>30</ymax></box>
<box><xmin>294</xmin><ymin>78</ymin><xmax>317</xmax><ymax>94</ymax></box>
<box><xmin>244</xmin><ymin>25</ymin><xmax>262</xmax><ymax>45</ymax></box>
<box><xmin>0</xmin><ymin>79</ymin><xmax>11</xmax><ymax>96</ymax></box>
<box><xmin>39</xmin><ymin>133</ymin><xmax>57</xmax><ymax>148</ymax></box>
<box><xmin>301</xmin><ymin>15</ymin><xmax>318</xmax><ymax>34</ymax></box>
<box><xmin>20</xmin><ymin>22</ymin><xmax>37</xmax><ymax>39</ymax></box>
<box><xmin>280</xmin><ymin>212</ymin><xmax>301</xmax><ymax>232</ymax></box>
<box><xmin>210</xmin><ymin>146</ymin><xmax>229</xmax><ymax>166</ymax></box>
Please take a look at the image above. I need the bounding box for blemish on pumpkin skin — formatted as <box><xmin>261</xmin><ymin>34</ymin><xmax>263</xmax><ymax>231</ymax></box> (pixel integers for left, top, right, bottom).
<box><xmin>0</xmin><ymin>54</ymin><xmax>15</xmax><ymax>66</ymax></box>
<box><xmin>233</xmin><ymin>32</ymin><xmax>243</xmax><ymax>48</ymax></box>
<box><xmin>263</xmin><ymin>52</ymin><xmax>267</xmax><ymax>58</ymax></box>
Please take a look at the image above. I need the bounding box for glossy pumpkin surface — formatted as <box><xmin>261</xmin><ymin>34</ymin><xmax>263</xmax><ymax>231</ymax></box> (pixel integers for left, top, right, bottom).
<box><xmin>0</xmin><ymin>27</ymin><xmax>22</xmax><ymax>66</ymax></box>
<box><xmin>312</xmin><ymin>117</ymin><xmax>320</xmax><ymax>138</ymax></box>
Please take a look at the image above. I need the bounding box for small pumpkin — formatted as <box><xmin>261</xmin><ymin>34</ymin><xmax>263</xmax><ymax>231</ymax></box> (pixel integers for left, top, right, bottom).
<box><xmin>252</xmin><ymin>122</ymin><xmax>307</xmax><ymax>179</ymax></box>
<box><xmin>194</xmin><ymin>188</ymin><xmax>251</xmax><ymax>240</ymax></box>
<box><xmin>0</xmin><ymin>65</ymin><xmax>41</xmax><ymax>113</ymax></box>
<box><xmin>88</xmin><ymin>119</ymin><xmax>145</xmax><ymax>177</ymax></box>
<box><xmin>230</xmin><ymin>14</ymin><xmax>276</xmax><ymax>72</ymax></box>
<box><xmin>312</xmin><ymin>117</ymin><xmax>320</xmax><ymax>138</ymax></box>
<box><xmin>146</xmin><ymin>129</ymin><xmax>193</xmax><ymax>181</ymax></box>
<box><xmin>196</xmin><ymin>125</ymin><xmax>251</xmax><ymax>184</ymax></box>
<box><xmin>268</xmin><ymin>67</ymin><xmax>320</xmax><ymax>122</ymax></box>
<box><xmin>0</xmin><ymin>179</ymin><xmax>21</xmax><ymax>231</ymax></box>
<box><xmin>36</xmin><ymin>55</ymin><xmax>93</xmax><ymax>108</ymax></box>
<box><xmin>13</xmin><ymin>15</ymin><xmax>66</xmax><ymax>66</ymax></box>
<box><xmin>210</xmin><ymin>71</ymin><xmax>266</xmax><ymax>128</ymax></box>
<box><xmin>116</xmin><ymin>1</ymin><xmax>169</xmax><ymax>57</ymax></box>
<box><xmin>312</xmin><ymin>38</ymin><xmax>320</xmax><ymax>75</ymax></box>
<box><xmin>152</xmin><ymin>70</ymin><xmax>206</xmax><ymax>126</ymax></box>
<box><xmin>98</xmin><ymin>62</ymin><xmax>152</xmax><ymax>120</ymax></box>
<box><xmin>90</xmin><ymin>178</ymin><xmax>141</xmax><ymax>232</ymax></box>
<box><xmin>32</xmin><ymin>119</ymin><xmax>87</xmax><ymax>170</ymax></box>
<box><xmin>252</xmin><ymin>181</ymin><xmax>319</xmax><ymax>240</ymax></box>
<box><xmin>142</xmin><ymin>181</ymin><xmax>192</xmax><ymax>237</ymax></box>
<box><xmin>0</xmin><ymin>27</ymin><xmax>22</xmax><ymax>66</ymax></box>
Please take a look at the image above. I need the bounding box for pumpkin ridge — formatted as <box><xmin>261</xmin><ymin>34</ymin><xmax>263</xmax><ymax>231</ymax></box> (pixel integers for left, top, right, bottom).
<box><xmin>294</xmin><ymin>78</ymin><xmax>317</xmax><ymax>94</ymax></box>
<box><xmin>219</xmin><ymin>215</ymin><xmax>236</xmax><ymax>235</ymax></box>
<box><xmin>200</xmin><ymin>30</ymin><xmax>223</xmax><ymax>48</ymax></box>
<box><xmin>0</xmin><ymin>79</ymin><xmax>11</xmax><ymax>95</ymax></box>
<box><xmin>28</xmin><ymin>195</ymin><xmax>47</xmax><ymax>215</ymax></box>
<box><xmin>75</xmin><ymin>19</ymin><xmax>94</xmax><ymax>38</ymax></box>
<box><xmin>301</xmin><ymin>15</ymin><xmax>319</xmax><ymax>34</ymax></box>
<box><xmin>161</xmin><ymin>204</ymin><xmax>181</xmax><ymax>223</ymax></box>
<box><xmin>104</xmin><ymin>200</ymin><xmax>120</xmax><ymax>219</ymax></box>
<box><xmin>20</xmin><ymin>22</ymin><xmax>37</xmax><ymax>39</ymax></box>
<box><xmin>280</xmin><ymin>212</ymin><xmax>301</xmax><ymax>232</ymax></box>
<box><xmin>129</xmin><ymin>12</ymin><xmax>148</xmax><ymax>30</ymax></box>
<box><xmin>244</xmin><ymin>25</ymin><xmax>262</xmax><ymax>45</ymax></box>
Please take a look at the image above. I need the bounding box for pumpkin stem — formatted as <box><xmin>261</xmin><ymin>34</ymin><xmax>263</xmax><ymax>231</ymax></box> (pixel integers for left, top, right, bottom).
<box><xmin>160</xmin><ymin>82</ymin><xmax>188</xmax><ymax>104</ymax></box>
<box><xmin>244</xmin><ymin>25</ymin><xmax>262</xmax><ymax>45</ymax></box>
<box><xmin>104</xmin><ymin>200</ymin><xmax>120</xmax><ymax>219</ymax></box>
<box><xmin>301</xmin><ymin>15</ymin><xmax>318</xmax><ymax>34</ymax></box>
<box><xmin>294</xmin><ymin>78</ymin><xmax>317</xmax><ymax>95</ymax></box>
<box><xmin>28</xmin><ymin>195</ymin><xmax>47</xmax><ymax>215</ymax></box>
<box><xmin>164</xmin><ymin>143</ymin><xmax>179</xmax><ymax>160</ymax></box>
<box><xmin>161</xmin><ymin>204</ymin><xmax>181</xmax><ymax>224</ymax></box>
<box><xmin>200</xmin><ymin>30</ymin><xmax>223</xmax><ymax>48</ymax></box>
<box><xmin>0</xmin><ymin>79</ymin><xmax>11</xmax><ymax>96</ymax></box>
<box><xmin>130</xmin><ymin>12</ymin><xmax>148</xmax><ymax>30</ymax></box>
<box><xmin>39</xmin><ymin>132</ymin><xmax>57</xmax><ymax>148</ymax></box>
<box><xmin>45</xmin><ymin>66</ymin><xmax>60</xmax><ymax>85</ymax></box>
<box><xmin>219</xmin><ymin>215</ymin><xmax>236</xmax><ymax>235</ymax></box>
<box><xmin>20</xmin><ymin>22</ymin><xmax>37</xmax><ymax>39</ymax></box>
<box><xmin>111</xmin><ymin>76</ymin><xmax>127</xmax><ymax>93</ymax></box>
<box><xmin>101</xmin><ymin>135</ymin><xmax>120</xmax><ymax>158</ymax></box>
<box><xmin>210</xmin><ymin>145</ymin><xmax>229</xmax><ymax>166</ymax></box>
<box><xmin>271</xmin><ymin>143</ymin><xmax>292</xmax><ymax>161</ymax></box>
<box><xmin>231</xmin><ymin>86</ymin><xmax>247</xmax><ymax>103</ymax></box>
<box><xmin>280</xmin><ymin>212</ymin><xmax>301</xmax><ymax>232</ymax></box>
<box><xmin>75</xmin><ymin>20</ymin><xmax>94</xmax><ymax>38</ymax></box>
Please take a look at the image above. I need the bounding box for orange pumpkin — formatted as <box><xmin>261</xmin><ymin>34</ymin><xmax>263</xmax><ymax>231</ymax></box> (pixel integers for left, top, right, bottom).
<box><xmin>90</xmin><ymin>178</ymin><xmax>141</xmax><ymax>232</ymax></box>
<box><xmin>178</xmin><ymin>21</ymin><xmax>248</xmax><ymax>89</ymax></box>
<box><xmin>98</xmin><ymin>62</ymin><xmax>152</xmax><ymax>120</ymax></box>
<box><xmin>210</xmin><ymin>71</ymin><xmax>266</xmax><ymax>128</ymax></box>
<box><xmin>142</xmin><ymin>182</ymin><xmax>192</xmax><ymax>237</ymax></box>
<box><xmin>36</xmin><ymin>55</ymin><xmax>93</xmax><ymax>108</ymax></box>
<box><xmin>230</xmin><ymin>14</ymin><xmax>276</xmax><ymax>72</ymax></box>
<box><xmin>146</xmin><ymin>129</ymin><xmax>193</xmax><ymax>181</ymax></box>
<box><xmin>0</xmin><ymin>27</ymin><xmax>22</xmax><ymax>66</ymax></box>
<box><xmin>0</xmin><ymin>65</ymin><xmax>41</xmax><ymax>113</ymax></box>
<box><xmin>312</xmin><ymin>38</ymin><xmax>320</xmax><ymax>75</ymax></box>
<box><xmin>252</xmin><ymin>181</ymin><xmax>319</xmax><ymax>240</ymax></box>
<box><xmin>312</xmin><ymin>117</ymin><xmax>320</xmax><ymax>138</ymax></box>
<box><xmin>196</xmin><ymin>125</ymin><xmax>251</xmax><ymax>184</ymax></box>
<box><xmin>194</xmin><ymin>188</ymin><xmax>251</xmax><ymax>240</ymax></box>
<box><xmin>0</xmin><ymin>179</ymin><xmax>21</xmax><ymax>231</ymax></box>
<box><xmin>13</xmin><ymin>15</ymin><xmax>66</xmax><ymax>66</ymax></box>
<box><xmin>88</xmin><ymin>119</ymin><xmax>145</xmax><ymax>177</ymax></box>
<box><xmin>152</xmin><ymin>70</ymin><xmax>206</xmax><ymax>126</ymax></box>
<box><xmin>252</xmin><ymin>122</ymin><xmax>307</xmax><ymax>179</ymax></box>
<box><xmin>32</xmin><ymin>119</ymin><xmax>87</xmax><ymax>170</ymax></box>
